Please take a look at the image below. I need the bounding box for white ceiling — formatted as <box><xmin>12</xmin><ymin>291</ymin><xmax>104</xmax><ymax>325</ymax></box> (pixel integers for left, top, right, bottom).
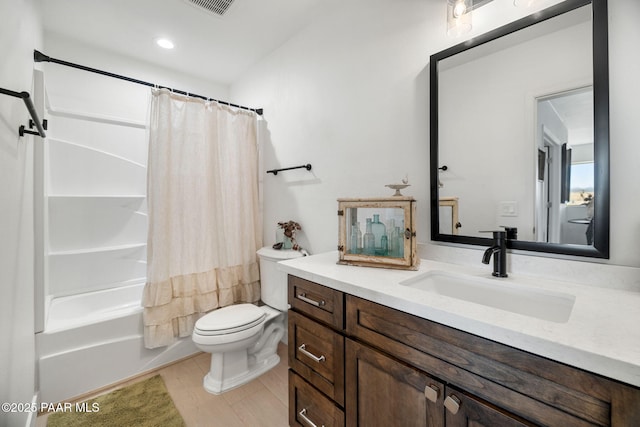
<box><xmin>546</xmin><ymin>88</ymin><xmax>594</xmax><ymax>146</ymax></box>
<box><xmin>41</xmin><ymin>0</ymin><xmax>327</xmax><ymax>85</ymax></box>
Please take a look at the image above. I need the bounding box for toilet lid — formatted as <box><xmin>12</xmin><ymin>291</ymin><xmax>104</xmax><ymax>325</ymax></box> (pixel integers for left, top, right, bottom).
<box><xmin>194</xmin><ymin>304</ymin><xmax>266</xmax><ymax>336</ymax></box>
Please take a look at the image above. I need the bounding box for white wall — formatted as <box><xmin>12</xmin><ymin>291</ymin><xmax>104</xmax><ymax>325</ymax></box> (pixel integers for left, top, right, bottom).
<box><xmin>231</xmin><ymin>0</ymin><xmax>440</xmax><ymax>254</ymax></box>
<box><xmin>607</xmin><ymin>0</ymin><xmax>640</xmax><ymax>267</ymax></box>
<box><xmin>0</xmin><ymin>0</ymin><xmax>42</xmax><ymax>425</ymax></box>
<box><xmin>231</xmin><ymin>0</ymin><xmax>640</xmax><ymax>274</ymax></box>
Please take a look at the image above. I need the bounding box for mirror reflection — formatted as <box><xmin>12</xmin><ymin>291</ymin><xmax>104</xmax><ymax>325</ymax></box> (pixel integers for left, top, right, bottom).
<box><xmin>536</xmin><ymin>87</ymin><xmax>594</xmax><ymax>245</ymax></box>
<box><xmin>431</xmin><ymin>0</ymin><xmax>609</xmax><ymax>258</ymax></box>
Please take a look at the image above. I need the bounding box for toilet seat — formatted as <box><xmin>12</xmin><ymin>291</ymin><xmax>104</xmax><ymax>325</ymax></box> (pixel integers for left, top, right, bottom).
<box><xmin>194</xmin><ymin>304</ymin><xmax>266</xmax><ymax>336</ymax></box>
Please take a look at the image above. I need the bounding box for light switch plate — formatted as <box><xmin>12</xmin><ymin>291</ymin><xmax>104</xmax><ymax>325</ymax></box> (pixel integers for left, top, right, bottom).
<box><xmin>499</xmin><ymin>201</ymin><xmax>518</xmax><ymax>217</ymax></box>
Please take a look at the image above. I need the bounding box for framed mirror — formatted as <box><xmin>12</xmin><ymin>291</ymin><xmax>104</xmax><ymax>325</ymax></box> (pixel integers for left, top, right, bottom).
<box><xmin>430</xmin><ymin>0</ymin><xmax>609</xmax><ymax>258</ymax></box>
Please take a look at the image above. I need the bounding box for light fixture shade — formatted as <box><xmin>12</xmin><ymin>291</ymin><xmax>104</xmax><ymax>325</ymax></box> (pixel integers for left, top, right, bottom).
<box><xmin>447</xmin><ymin>0</ymin><xmax>473</xmax><ymax>37</ymax></box>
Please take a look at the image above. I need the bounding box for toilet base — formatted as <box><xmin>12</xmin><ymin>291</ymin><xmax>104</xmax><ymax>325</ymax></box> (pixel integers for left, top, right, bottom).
<box><xmin>202</xmin><ymin>352</ymin><xmax>280</xmax><ymax>394</ymax></box>
<box><xmin>199</xmin><ymin>310</ymin><xmax>285</xmax><ymax>394</ymax></box>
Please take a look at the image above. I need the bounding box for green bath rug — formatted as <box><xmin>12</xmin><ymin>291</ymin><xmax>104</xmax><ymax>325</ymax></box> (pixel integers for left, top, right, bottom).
<box><xmin>46</xmin><ymin>374</ymin><xmax>185</xmax><ymax>427</ymax></box>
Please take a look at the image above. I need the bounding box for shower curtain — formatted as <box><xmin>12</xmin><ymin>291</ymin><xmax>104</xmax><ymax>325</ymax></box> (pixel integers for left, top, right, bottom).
<box><xmin>143</xmin><ymin>88</ymin><xmax>262</xmax><ymax>349</ymax></box>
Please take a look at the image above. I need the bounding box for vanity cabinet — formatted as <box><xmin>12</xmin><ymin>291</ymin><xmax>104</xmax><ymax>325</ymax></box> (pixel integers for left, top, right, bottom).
<box><xmin>288</xmin><ymin>275</ymin><xmax>640</xmax><ymax>427</ymax></box>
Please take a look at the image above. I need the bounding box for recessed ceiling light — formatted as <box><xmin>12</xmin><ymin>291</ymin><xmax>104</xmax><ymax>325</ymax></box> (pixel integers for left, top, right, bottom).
<box><xmin>156</xmin><ymin>38</ymin><xmax>175</xmax><ymax>49</ymax></box>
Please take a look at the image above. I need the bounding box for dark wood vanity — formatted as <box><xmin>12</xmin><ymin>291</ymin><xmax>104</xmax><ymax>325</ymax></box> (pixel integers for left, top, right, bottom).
<box><xmin>287</xmin><ymin>275</ymin><xmax>640</xmax><ymax>427</ymax></box>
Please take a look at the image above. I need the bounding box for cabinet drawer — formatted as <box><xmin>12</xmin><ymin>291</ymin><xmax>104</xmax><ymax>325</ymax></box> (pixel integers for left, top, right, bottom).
<box><xmin>289</xmin><ymin>275</ymin><xmax>344</xmax><ymax>329</ymax></box>
<box><xmin>289</xmin><ymin>310</ymin><xmax>345</xmax><ymax>406</ymax></box>
<box><xmin>289</xmin><ymin>370</ymin><xmax>345</xmax><ymax>427</ymax></box>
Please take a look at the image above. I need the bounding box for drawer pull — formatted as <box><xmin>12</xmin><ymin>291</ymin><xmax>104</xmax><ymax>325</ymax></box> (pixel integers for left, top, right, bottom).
<box><xmin>424</xmin><ymin>384</ymin><xmax>440</xmax><ymax>403</ymax></box>
<box><xmin>299</xmin><ymin>344</ymin><xmax>326</xmax><ymax>363</ymax></box>
<box><xmin>297</xmin><ymin>292</ymin><xmax>326</xmax><ymax>307</ymax></box>
<box><xmin>444</xmin><ymin>395</ymin><xmax>461</xmax><ymax>415</ymax></box>
<box><xmin>299</xmin><ymin>408</ymin><xmax>325</xmax><ymax>427</ymax></box>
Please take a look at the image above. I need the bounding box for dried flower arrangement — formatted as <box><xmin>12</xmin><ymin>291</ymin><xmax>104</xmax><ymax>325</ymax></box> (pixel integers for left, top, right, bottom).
<box><xmin>274</xmin><ymin>220</ymin><xmax>302</xmax><ymax>250</ymax></box>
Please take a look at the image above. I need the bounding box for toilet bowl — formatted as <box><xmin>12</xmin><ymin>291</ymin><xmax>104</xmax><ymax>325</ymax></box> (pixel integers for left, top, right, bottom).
<box><xmin>192</xmin><ymin>247</ymin><xmax>303</xmax><ymax>394</ymax></box>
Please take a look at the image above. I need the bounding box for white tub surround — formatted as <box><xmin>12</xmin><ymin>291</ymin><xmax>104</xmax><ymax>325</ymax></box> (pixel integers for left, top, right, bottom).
<box><xmin>37</xmin><ymin>284</ymin><xmax>198</xmax><ymax>403</ymax></box>
<box><xmin>278</xmin><ymin>251</ymin><xmax>640</xmax><ymax>388</ymax></box>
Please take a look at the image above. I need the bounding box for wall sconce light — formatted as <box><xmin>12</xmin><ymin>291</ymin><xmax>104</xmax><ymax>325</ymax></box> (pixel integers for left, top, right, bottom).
<box><xmin>447</xmin><ymin>0</ymin><xmax>473</xmax><ymax>37</ymax></box>
<box><xmin>446</xmin><ymin>0</ymin><xmax>540</xmax><ymax>37</ymax></box>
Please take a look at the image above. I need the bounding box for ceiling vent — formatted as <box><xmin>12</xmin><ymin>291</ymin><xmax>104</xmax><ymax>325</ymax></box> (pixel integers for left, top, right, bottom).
<box><xmin>183</xmin><ymin>0</ymin><xmax>236</xmax><ymax>16</ymax></box>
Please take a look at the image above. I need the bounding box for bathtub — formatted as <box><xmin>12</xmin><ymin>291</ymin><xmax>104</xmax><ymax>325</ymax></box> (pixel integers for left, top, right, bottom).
<box><xmin>37</xmin><ymin>283</ymin><xmax>198</xmax><ymax>403</ymax></box>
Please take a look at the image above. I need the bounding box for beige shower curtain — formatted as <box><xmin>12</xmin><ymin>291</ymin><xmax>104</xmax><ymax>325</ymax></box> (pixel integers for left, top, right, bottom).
<box><xmin>143</xmin><ymin>88</ymin><xmax>262</xmax><ymax>349</ymax></box>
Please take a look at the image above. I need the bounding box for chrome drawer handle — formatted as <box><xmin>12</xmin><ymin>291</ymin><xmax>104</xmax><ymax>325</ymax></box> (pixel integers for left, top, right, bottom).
<box><xmin>298</xmin><ymin>344</ymin><xmax>326</xmax><ymax>363</ymax></box>
<box><xmin>299</xmin><ymin>408</ymin><xmax>325</xmax><ymax>427</ymax></box>
<box><xmin>297</xmin><ymin>292</ymin><xmax>326</xmax><ymax>307</ymax></box>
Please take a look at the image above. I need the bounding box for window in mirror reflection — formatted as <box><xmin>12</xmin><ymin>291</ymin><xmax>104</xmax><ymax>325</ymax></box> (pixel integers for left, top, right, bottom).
<box><xmin>570</xmin><ymin>162</ymin><xmax>594</xmax><ymax>203</ymax></box>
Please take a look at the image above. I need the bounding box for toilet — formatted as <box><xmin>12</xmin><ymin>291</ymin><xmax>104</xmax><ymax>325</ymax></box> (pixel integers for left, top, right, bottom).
<box><xmin>192</xmin><ymin>247</ymin><xmax>303</xmax><ymax>394</ymax></box>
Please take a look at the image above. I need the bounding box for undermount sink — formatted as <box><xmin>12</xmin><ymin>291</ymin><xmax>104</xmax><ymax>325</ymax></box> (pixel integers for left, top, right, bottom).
<box><xmin>400</xmin><ymin>270</ymin><xmax>575</xmax><ymax>323</ymax></box>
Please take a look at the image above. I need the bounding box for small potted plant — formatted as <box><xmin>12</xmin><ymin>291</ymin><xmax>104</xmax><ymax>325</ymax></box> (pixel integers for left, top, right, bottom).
<box><xmin>274</xmin><ymin>220</ymin><xmax>302</xmax><ymax>250</ymax></box>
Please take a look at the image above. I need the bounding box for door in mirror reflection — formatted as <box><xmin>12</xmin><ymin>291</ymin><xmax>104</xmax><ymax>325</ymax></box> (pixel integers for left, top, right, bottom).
<box><xmin>536</xmin><ymin>87</ymin><xmax>594</xmax><ymax>245</ymax></box>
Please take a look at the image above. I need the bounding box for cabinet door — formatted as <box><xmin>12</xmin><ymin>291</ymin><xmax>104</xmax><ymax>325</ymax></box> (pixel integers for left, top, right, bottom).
<box><xmin>444</xmin><ymin>386</ymin><xmax>537</xmax><ymax>427</ymax></box>
<box><xmin>345</xmin><ymin>339</ymin><xmax>444</xmax><ymax>427</ymax></box>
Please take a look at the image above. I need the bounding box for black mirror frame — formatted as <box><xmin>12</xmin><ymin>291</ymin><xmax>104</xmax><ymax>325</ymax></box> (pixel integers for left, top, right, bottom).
<box><xmin>429</xmin><ymin>0</ymin><xmax>609</xmax><ymax>258</ymax></box>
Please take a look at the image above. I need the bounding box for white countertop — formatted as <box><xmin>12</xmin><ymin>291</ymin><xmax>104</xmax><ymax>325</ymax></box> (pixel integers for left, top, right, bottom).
<box><xmin>278</xmin><ymin>251</ymin><xmax>640</xmax><ymax>388</ymax></box>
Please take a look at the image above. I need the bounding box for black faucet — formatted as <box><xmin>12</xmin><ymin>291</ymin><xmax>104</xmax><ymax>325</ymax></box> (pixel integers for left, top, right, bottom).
<box><xmin>482</xmin><ymin>231</ymin><xmax>508</xmax><ymax>277</ymax></box>
<box><xmin>502</xmin><ymin>226</ymin><xmax>517</xmax><ymax>240</ymax></box>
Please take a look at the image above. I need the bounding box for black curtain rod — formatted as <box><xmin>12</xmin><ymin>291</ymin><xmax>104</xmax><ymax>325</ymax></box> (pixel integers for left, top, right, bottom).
<box><xmin>0</xmin><ymin>87</ymin><xmax>47</xmax><ymax>137</ymax></box>
<box><xmin>33</xmin><ymin>50</ymin><xmax>263</xmax><ymax>116</ymax></box>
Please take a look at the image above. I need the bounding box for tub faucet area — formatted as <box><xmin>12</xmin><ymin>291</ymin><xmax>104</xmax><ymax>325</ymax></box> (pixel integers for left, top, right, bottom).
<box><xmin>482</xmin><ymin>230</ymin><xmax>508</xmax><ymax>277</ymax></box>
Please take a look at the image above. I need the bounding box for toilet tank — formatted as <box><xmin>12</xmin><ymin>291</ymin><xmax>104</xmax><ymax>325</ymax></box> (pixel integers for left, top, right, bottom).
<box><xmin>257</xmin><ymin>247</ymin><xmax>304</xmax><ymax>311</ymax></box>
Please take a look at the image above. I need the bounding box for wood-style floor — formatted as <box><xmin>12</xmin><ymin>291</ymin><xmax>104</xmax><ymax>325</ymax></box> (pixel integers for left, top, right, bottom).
<box><xmin>37</xmin><ymin>343</ymin><xmax>289</xmax><ymax>427</ymax></box>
